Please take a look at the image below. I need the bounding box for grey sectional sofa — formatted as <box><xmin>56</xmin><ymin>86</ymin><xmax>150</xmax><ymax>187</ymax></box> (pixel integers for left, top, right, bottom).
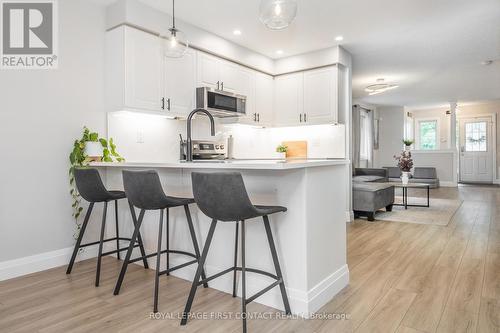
<box><xmin>383</xmin><ymin>166</ymin><xmax>440</xmax><ymax>188</ymax></box>
<box><xmin>352</xmin><ymin>168</ymin><xmax>395</xmax><ymax>221</ymax></box>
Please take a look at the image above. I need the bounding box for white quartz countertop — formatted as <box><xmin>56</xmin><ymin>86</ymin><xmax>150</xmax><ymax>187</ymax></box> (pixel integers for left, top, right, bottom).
<box><xmin>90</xmin><ymin>159</ymin><xmax>349</xmax><ymax>170</ymax></box>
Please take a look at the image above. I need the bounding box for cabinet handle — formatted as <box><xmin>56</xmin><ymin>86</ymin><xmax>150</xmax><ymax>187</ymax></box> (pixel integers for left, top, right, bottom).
<box><xmin>161</xmin><ymin>97</ymin><xmax>165</xmax><ymax>110</ymax></box>
<box><xmin>300</xmin><ymin>114</ymin><xmax>302</xmax><ymax>122</ymax></box>
<box><xmin>167</xmin><ymin>98</ymin><xmax>171</xmax><ymax>111</ymax></box>
<box><xmin>304</xmin><ymin>113</ymin><xmax>307</xmax><ymax>122</ymax></box>
<box><xmin>221</xmin><ymin>82</ymin><xmax>224</xmax><ymax>91</ymax></box>
<box><xmin>253</xmin><ymin>113</ymin><xmax>256</xmax><ymax>122</ymax></box>
<box><xmin>257</xmin><ymin>113</ymin><xmax>260</xmax><ymax>122</ymax></box>
<box><xmin>217</xmin><ymin>81</ymin><xmax>220</xmax><ymax>90</ymax></box>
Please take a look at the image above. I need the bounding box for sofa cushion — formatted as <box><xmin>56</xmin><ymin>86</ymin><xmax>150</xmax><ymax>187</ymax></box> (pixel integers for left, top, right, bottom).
<box><xmin>409</xmin><ymin>178</ymin><xmax>439</xmax><ymax>188</ymax></box>
<box><xmin>413</xmin><ymin>167</ymin><xmax>437</xmax><ymax>179</ymax></box>
<box><xmin>353</xmin><ymin>182</ymin><xmax>394</xmax><ymax>192</ymax></box>
<box><xmin>383</xmin><ymin>167</ymin><xmax>401</xmax><ymax>179</ymax></box>
<box><xmin>353</xmin><ymin>175</ymin><xmax>386</xmax><ymax>183</ymax></box>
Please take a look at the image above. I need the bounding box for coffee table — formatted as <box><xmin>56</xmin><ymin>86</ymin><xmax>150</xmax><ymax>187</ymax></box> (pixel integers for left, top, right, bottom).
<box><xmin>391</xmin><ymin>183</ymin><xmax>430</xmax><ymax>210</ymax></box>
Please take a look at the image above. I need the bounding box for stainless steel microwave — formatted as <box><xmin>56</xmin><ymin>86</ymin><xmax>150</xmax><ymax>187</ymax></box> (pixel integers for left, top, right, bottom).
<box><xmin>196</xmin><ymin>87</ymin><xmax>246</xmax><ymax>117</ymax></box>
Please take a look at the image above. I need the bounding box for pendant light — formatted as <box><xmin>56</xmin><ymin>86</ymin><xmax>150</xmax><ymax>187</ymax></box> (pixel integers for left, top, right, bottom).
<box><xmin>259</xmin><ymin>0</ymin><xmax>298</xmax><ymax>30</ymax></box>
<box><xmin>161</xmin><ymin>0</ymin><xmax>189</xmax><ymax>58</ymax></box>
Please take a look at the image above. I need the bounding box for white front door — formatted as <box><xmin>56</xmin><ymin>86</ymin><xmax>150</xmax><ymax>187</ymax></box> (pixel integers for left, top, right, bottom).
<box><xmin>459</xmin><ymin>117</ymin><xmax>494</xmax><ymax>183</ymax></box>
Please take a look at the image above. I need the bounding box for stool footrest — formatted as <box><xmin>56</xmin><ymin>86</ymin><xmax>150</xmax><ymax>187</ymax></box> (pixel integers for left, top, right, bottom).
<box><xmin>159</xmin><ymin>259</ymin><xmax>198</xmax><ymax>275</ymax></box>
<box><xmin>245</xmin><ymin>279</ymin><xmax>282</xmax><ymax>305</ymax></box>
<box><xmin>128</xmin><ymin>249</ymin><xmax>198</xmax><ymax>264</ymax></box>
<box><xmin>80</xmin><ymin>237</ymin><xmax>135</xmax><ymax>248</ymax></box>
<box><xmin>101</xmin><ymin>244</ymin><xmax>139</xmax><ymax>257</ymax></box>
<box><xmin>196</xmin><ymin>266</ymin><xmax>279</xmax><ymax>287</ymax></box>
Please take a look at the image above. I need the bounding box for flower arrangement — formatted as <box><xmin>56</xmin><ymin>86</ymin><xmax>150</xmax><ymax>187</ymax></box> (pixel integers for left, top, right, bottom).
<box><xmin>394</xmin><ymin>150</ymin><xmax>413</xmax><ymax>172</ymax></box>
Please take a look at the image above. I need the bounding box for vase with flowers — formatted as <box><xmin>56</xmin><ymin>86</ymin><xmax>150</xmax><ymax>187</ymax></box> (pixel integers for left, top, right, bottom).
<box><xmin>394</xmin><ymin>150</ymin><xmax>413</xmax><ymax>184</ymax></box>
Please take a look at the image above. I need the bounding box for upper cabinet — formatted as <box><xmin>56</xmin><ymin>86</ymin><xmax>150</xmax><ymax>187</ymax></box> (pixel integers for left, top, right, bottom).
<box><xmin>106</xmin><ymin>26</ymin><xmax>196</xmax><ymax>117</ymax></box>
<box><xmin>106</xmin><ymin>26</ymin><xmax>341</xmax><ymax>126</ymax></box>
<box><xmin>303</xmin><ymin>66</ymin><xmax>338</xmax><ymax>124</ymax></box>
<box><xmin>274</xmin><ymin>72</ymin><xmax>304</xmax><ymax>126</ymax></box>
<box><xmin>274</xmin><ymin>66</ymin><xmax>339</xmax><ymax>126</ymax></box>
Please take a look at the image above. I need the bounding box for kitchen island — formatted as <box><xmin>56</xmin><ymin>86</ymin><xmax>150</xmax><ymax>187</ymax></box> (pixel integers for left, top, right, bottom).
<box><xmin>91</xmin><ymin>159</ymin><xmax>350</xmax><ymax>316</ymax></box>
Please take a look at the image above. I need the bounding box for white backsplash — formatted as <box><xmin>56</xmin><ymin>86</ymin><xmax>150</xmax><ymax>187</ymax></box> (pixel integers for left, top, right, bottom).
<box><xmin>108</xmin><ymin>112</ymin><xmax>346</xmax><ymax>162</ymax></box>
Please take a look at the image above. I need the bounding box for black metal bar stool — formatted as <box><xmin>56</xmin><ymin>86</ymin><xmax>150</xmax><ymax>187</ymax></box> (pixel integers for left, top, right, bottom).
<box><xmin>181</xmin><ymin>172</ymin><xmax>291</xmax><ymax>333</ymax></box>
<box><xmin>66</xmin><ymin>168</ymin><xmax>149</xmax><ymax>286</ymax></box>
<box><xmin>114</xmin><ymin>170</ymin><xmax>208</xmax><ymax>313</ymax></box>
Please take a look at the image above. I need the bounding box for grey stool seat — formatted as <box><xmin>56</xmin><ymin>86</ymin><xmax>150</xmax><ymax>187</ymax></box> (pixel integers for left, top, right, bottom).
<box><xmin>66</xmin><ymin>168</ymin><xmax>149</xmax><ymax>287</ymax></box>
<box><xmin>181</xmin><ymin>172</ymin><xmax>291</xmax><ymax>333</ymax></box>
<box><xmin>114</xmin><ymin>170</ymin><xmax>208</xmax><ymax>313</ymax></box>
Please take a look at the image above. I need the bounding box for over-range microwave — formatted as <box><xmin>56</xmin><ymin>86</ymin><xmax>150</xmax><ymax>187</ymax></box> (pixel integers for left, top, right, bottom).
<box><xmin>196</xmin><ymin>87</ymin><xmax>246</xmax><ymax>118</ymax></box>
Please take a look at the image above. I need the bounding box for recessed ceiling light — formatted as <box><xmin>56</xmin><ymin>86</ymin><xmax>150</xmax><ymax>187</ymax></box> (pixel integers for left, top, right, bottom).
<box><xmin>233</xmin><ymin>30</ymin><xmax>242</xmax><ymax>36</ymax></box>
<box><xmin>335</xmin><ymin>36</ymin><xmax>343</xmax><ymax>42</ymax></box>
<box><xmin>276</xmin><ymin>50</ymin><xmax>284</xmax><ymax>55</ymax></box>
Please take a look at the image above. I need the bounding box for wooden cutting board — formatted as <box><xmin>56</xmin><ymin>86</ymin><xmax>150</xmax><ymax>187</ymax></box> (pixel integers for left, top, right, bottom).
<box><xmin>283</xmin><ymin>141</ymin><xmax>308</xmax><ymax>159</ymax></box>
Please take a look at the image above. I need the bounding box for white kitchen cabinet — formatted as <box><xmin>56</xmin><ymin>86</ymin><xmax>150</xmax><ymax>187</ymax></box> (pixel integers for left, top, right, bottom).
<box><xmin>197</xmin><ymin>51</ymin><xmax>252</xmax><ymax>95</ymax></box>
<box><xmin>274</xmin><ymin>66</ymin><xmax>338</xmax><ymax>126</ymax></box>
<box><xmin>163</xmin><ymin>49</ymin><xmax>197</xmax><ymax>116</ymax></box>
<box><xmin>234</xmin><ymin>71</ymin><xmax>273</xmax><ymax>126</ymax></box>
<box><xmin>106</xmin><ymin>26</ymin><xmax>195</xmax><ymax>117</ymax></box>
<box><xmin>303</xmin><ymin>66</ymin><xmax>338</xmax><ymax>124</ymax></box>
<box><xmin>274</xmin><ymin>72</ymin><xmax>304</xmax><ymax>126</ymax></box>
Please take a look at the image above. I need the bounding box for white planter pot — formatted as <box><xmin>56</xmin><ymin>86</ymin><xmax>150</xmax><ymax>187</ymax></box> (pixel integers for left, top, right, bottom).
<box><xmin>401</xmin><ymin>171</ymin><xmax>411</xmax><ymax>184</ymax></box>
<box><xmin>84</xmin><ymin>141</ymin><xmax>103</xmax><ymax>158</ymax></box>
<box><xmin>404</xmin><ymin>145</ymin><xmax>411</xmax><ymax>151</ymax></box>
<box><xmin>275</xmin><ymin>152</ymin><xmax>287</xmax><ymax>160</ymax></box>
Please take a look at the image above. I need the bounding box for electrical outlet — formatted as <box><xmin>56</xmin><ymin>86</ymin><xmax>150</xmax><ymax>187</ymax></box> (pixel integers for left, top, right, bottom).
<box><xmin>136</xmin><ymin>131</ymin><xmax>144</xmax><ymax>143</ymax></box>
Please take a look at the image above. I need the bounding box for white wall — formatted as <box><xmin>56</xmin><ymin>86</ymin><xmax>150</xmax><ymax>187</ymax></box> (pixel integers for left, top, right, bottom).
<box><xmin>373</xmin><ymin>105</ymin><xmax>405</xmax><ymax>168</ymax></box>
<box><xmin>0</xmin><ymin>0</ymin><xmax>107</xmax><ymax>262</ymax></box>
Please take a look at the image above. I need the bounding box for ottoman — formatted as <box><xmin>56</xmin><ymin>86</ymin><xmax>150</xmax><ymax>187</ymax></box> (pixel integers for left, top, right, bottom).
<box><xmin>353</xmin><ymin>182</ymin><xmax>395</xmax><ymax>221</ymax></box>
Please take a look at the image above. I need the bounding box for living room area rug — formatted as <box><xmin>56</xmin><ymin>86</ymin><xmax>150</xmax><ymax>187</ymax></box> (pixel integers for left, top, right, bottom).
<box><xmin>375</xmin><ymin>197</ymin><xmax>463</xmax><ymax>226</ymax></box>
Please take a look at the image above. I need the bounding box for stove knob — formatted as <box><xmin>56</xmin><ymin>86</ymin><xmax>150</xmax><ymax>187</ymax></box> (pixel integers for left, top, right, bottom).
<box><xmin>215</xmin><ymin>145</ymin><xmax>219</xmax><ymax>149</ymax></box>
<box><xmin>220</xmin><ymin>144</ymin><xmax>225</xmax><ymax>150</ymax></box>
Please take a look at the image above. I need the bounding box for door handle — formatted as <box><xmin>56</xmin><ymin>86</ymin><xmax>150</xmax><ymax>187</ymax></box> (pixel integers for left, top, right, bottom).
<box><xmin>161</xmin><ymin>97</ymin><xmax>165</xmax><ymax>110</ymax></box>
<box><xmin>304</xmin><ymin>113</ymin><xmax>307</xmax><ymax>122</ymax></box>
<box><xmin>217</xmin><ymin>81</ymin><xmax>220</xmax><ymax>90</ymax></box>
<box><xmin>221</xmin><ymin>82</ymin><xmax>224</xmax><ymax>91</ymax></box>
<box><xmin>167</xmin><ymin>98</ymin><xmax>171</xmax><ymax>111</ymax></box>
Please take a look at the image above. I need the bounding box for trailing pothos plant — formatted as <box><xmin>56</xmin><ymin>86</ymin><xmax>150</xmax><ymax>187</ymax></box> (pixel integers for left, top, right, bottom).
<box><xmin>69</xmin><ymin>127</ymin><xmax>124</xmax><ymax>238</ymax></box>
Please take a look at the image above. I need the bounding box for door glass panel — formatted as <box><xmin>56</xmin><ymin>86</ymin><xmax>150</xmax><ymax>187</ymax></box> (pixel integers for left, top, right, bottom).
<box><xmin>465</xmin><ymin>121</ymin><xmax>487</xmax><ymax>152</ymax></box>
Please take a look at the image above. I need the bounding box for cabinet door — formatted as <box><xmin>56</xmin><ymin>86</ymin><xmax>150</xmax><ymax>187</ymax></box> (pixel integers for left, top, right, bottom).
<box><xmin>274</xmin><ymin>73</ymin><xmax>303</xmax><ymax>125</ymax></box>
<box><xmin>218</xmin><ymin>60</ymin><xmax>240</xmax><ymax>93</ymax></box>
<box><xmin>197</xmin><ymin>52</ymin><xmax>220</xmax><ymax>89</ymax></box>
<box><xmin>254</xmin><ymin>72</ymin><xmax>274</xmax><ymax>125</ymax></box>
<box><xmin>164</xmin><ymin>49</ymin><xmax>196</xmax><ymax>116</ymax></box>
<box><xmin>124</xmin><ymin>28</ymin><xmax>163</xmax><ymax>111</ymax></box>
<box><xmin>303</xmin><ymin>66</ymin><xmax>338</xmax><ymax>124</ymax></box>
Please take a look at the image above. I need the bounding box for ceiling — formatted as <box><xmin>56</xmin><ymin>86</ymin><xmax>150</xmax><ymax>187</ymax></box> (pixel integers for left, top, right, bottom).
<box><xmin>104</xmin><ymin>0</ymin><xmax>500</xmax><ymax>109</ymax></box>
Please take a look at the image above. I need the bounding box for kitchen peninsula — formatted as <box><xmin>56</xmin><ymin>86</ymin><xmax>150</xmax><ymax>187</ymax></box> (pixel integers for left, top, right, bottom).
<box><xmin>92</xmin><ymin>159</ymin><xmax>350</xmax><ymax>315</ymax></box>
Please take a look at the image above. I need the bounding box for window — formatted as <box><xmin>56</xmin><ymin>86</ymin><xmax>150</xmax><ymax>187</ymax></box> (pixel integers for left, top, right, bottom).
<box><xmin>418</xmin><ymin>120</ymin><xmax>438</xmax><ymax>150</ymax></box>
<box><xmin>465</xmin><ymin>121</ymin><xmax>487</xmax><ymax>152</ymax></box>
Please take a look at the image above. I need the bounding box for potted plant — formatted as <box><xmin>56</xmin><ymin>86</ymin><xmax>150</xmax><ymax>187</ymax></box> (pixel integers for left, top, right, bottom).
<box><xmin>394</xmin><ymin>150</ymin><xmax>413</xmax><ymax>184</ymax></box>
<box><xmin>402</xmin><ymin>139</ymin><xmax>414</xmax><ymax>151</ymax></box>
<box><xmin>69</xmin><ymin>127</ymin><xmax>124</xmax><ymax>238</ymax></box>
<box><xmin>275</xmin><ymin>144</ymin><xmax>288</xmax><ymax>160</ymax></box>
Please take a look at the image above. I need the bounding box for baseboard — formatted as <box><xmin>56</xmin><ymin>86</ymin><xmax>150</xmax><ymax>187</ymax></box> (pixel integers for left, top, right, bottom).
<box><xmin>144</xmin><ymin>254</ymin><xmax>349</xmax><ymax>317</ymax></box>
<box><xmin>440</xmin><ymin>181</ymin><xmax>458</xmax><ymax>187</ymax></box>
<box><xmin>0</xmin><ymin>245</ymin><xmax>99</xmax><ymax>282</ymax></box>
<box><xmin>493</xmin><ymin>179</ymin><xmax>500</xmax><ymax>185</ymax></box>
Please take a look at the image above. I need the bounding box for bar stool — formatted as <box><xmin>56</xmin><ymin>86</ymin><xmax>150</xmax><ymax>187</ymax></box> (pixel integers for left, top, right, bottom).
<box><xmin>114</xmin><ymin>170</ymin><xmax>208</xmax><ymax>313</ymax></box>
<box><xmin>66</xmin><ymin>168</ymin><xmax>149</xmax><ymax>286</ymax></box>
<box><xmin>181</xmin><ymin>172</ymin><xmax>291</xmax><ymax>333</ymax></box>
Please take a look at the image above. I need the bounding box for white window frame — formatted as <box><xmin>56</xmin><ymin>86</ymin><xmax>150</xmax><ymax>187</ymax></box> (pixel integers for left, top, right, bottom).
<box><xmin>415</xmin><ymin>117</ymin><xmax>440</xmax><ymax>150</ymax></box>
<box><xmin>359</xmin><ymin>112</ymin><xmax>371</xmax><ymax>161</ymax></box>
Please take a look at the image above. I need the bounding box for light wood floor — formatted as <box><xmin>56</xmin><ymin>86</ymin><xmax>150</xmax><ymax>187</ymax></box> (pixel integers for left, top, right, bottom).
<box><xmin>1</xmin><ymin>185</ymin><xmax>499</xmax><ymax>332</ymax></box>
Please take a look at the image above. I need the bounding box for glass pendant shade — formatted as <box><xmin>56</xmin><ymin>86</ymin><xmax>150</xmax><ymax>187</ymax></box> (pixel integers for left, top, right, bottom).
<box><xmin>161</xmin><ymin>28</ymin><xmax>189</xmax><ymax>58</ymax></box>
<box><xmin>259</xmin><ymin>0</ymin><xmax>297</xmax><ymax>30</ymax></box>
